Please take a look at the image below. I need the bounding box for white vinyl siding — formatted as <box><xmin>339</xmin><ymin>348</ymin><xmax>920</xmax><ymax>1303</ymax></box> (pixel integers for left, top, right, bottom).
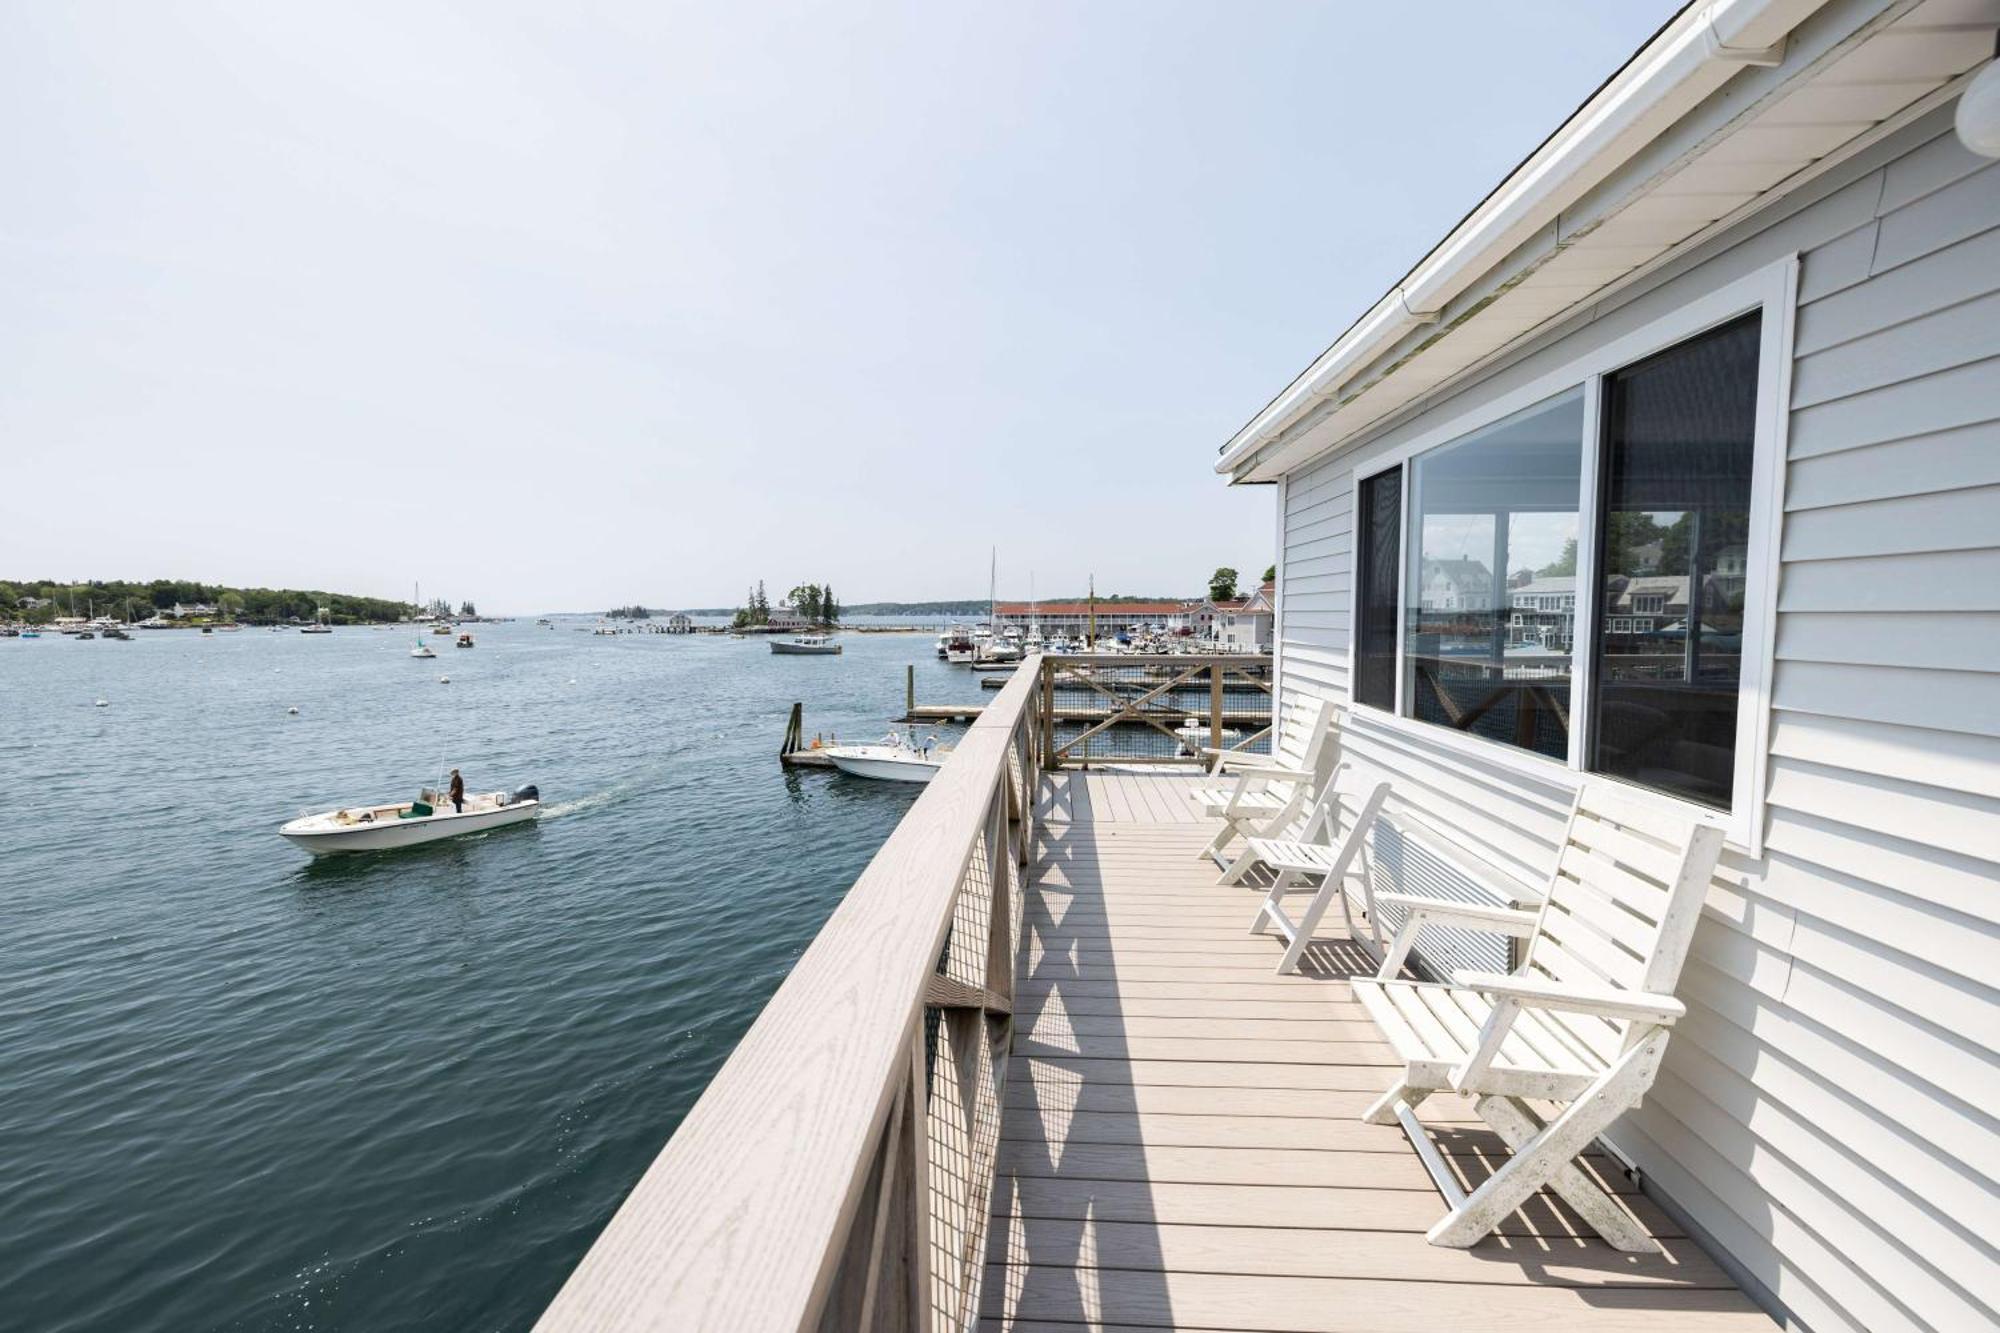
<box><xmin>1270</xmin><ymin>106</ymin><xmax>1999</xmax><ymax>1333</ymax></box>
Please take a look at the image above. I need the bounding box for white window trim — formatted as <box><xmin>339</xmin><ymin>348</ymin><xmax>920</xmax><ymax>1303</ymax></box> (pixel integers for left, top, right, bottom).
<box><xmin>1342</xmin><ymin>255</ymin><xmax>1796</xmax><ymax>856</ymax></box>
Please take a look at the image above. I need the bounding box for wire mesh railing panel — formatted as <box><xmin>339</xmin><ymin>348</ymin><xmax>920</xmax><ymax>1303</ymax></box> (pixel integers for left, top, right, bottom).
<box><xmin>1042</xmin><ymin>655</ymin><xmax>1273</xmax><ymax>766</ymax></box>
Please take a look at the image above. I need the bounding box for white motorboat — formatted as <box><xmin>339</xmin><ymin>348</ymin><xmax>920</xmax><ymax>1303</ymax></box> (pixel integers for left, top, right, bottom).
<box><xmin>822</xmin><ymin>731</ymin><xmax>949</xmax><ymax>783</ymax></box>
<box><xmin>771</xmin><ymin>634</ymin><xmax>841</xmax><ymax>655</ymax></box>
<box><xmin>410</xmin><ymin>641</ymin><xmax>436</xmax><ymax>658</ymax></box>
<box><xmin>279</xmin><ymin>784</ymin><xmax>541</xmax><ymax>855</ymax></box>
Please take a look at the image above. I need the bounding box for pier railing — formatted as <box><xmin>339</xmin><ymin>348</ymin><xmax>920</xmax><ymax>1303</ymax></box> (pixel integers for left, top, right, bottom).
<box><xmin>537</xmin><ymin>656</ymin><xmax>1044</xmax><ymax>1332</ymax></box>
<box><xmin>1039</xmin><ymin>652</ymin><xmax>1274</xmax><ymax>767</ymax></box>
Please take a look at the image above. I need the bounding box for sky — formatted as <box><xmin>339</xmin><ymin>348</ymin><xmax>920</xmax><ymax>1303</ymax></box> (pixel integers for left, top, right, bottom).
<box><xmin>1</xmin><ymin>2</ymin><xmax>1677</xmax><ymax>613</ymax></box>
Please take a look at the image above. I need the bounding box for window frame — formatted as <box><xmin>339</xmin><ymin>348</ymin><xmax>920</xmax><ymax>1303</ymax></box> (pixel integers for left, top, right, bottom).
<box><xmin>1342</xmin><ymin>256</ymin><xmax>1796</xmax><ymax>854</ymax></box>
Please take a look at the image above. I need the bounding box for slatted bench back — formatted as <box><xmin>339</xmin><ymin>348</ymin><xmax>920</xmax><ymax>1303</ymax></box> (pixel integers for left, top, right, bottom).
<box><xmin>1523</xmin><ymin>783</ymin><xmax>1727</xmax><ymax>1051</ymax></box>
<box><xmin>1273</xmin><ymin>696</ymin><xmax>1337</xmax><ymax>771</ymax></box>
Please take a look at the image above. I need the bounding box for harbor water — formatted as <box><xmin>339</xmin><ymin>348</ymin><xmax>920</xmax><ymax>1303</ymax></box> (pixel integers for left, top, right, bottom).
<box><xmin>0</xmin><ymin>623</ymin><xmax>987</xmax><ymax>1331</ymax></box>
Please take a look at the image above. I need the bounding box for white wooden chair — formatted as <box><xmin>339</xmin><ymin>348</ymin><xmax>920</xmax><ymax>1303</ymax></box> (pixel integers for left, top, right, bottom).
<box><xmin>1218</xmin><ymin>765</ymin><xmax>1391</xmax><ymax>974</ymax></box>
<box><xmin>1349</xmin><ymin>781</ymin><xmax>1725</xmax><ymax>1253</ymax></box>
<box><xmin>1190</xmin><ymin>697</ymin><xmax>1340</xmax><ymax>866</ymax></box>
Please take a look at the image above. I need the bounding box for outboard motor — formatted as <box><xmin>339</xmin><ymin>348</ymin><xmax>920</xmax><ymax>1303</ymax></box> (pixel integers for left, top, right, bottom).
<box><xmin>511</xmin><ymin>784</ymin><xmax>540</xmax><ymax>805</ymax></box>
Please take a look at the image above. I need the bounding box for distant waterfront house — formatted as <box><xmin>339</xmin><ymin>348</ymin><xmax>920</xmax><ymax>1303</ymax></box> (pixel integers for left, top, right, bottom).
<box><xmin>1417</xmin><ymin>556</ymin><xmax>1492</xmax><ymax>612</ymax></box>
<box><xmin>1215</xmin><ymin>7</ymin><xmax>2000</xmax><ymax>1329</ymax></box>
<box><xmin>765</xmin><ymin>605</ymin><xmax>808</xmax><ymax>632</ymax></box>
<box><xmin>1507</xmin><ymin>573</ymin><xmax>1578</xmax><ymax>648</ymax></box>
<box><xmin>1214</xmin><ymin>582</ymin><xmax>1275</xmax><ymax>651</ymax></box>
<box><xmin>665</xmin><ymin>612</ymin><xmax>693</xmax><ymax>634</ymax></box>
<box><xmin>162</xmin><ymin>601</ymin><xmax>217</xmax><ymax>620</ymax></box>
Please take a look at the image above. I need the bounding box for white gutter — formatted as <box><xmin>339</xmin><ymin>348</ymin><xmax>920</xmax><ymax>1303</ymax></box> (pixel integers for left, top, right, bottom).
<box><xmin>1217</xmin><ymin>0</ymin><xmax>1825</xmax><ymax>477</ymax></box>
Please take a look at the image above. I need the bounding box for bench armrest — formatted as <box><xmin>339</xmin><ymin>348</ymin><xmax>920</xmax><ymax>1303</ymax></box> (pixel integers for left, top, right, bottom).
<box><xmin>1220</xmin><ymin>763</ymin><xmax>1311</xmax><ymax>785</ymax></box>
<box><xmin>1373</xmin><ymin>895</ymin><xmax>1539</xmax><ymax>981</ymax></box>
<box><xmin>1452</xmin><ymin>971</ymin><xmax>1685</xmax><ymax>1023</ymax></box>
<box><xmin>1376</xmin><ymin>894</ymin><xmax>1539</xmax><ymax>934</ymax></box>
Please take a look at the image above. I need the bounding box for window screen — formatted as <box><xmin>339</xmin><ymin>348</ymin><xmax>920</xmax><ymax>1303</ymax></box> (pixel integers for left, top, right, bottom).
<box><xmin>1589</xmin><ymin>312</ymin><xmax>1760</xmax><ymax>809</ymax></box>
<box><xmin>1354</xmin><ymin>466</ymin><xmax>1401</xmax><ymax>710</ymax></box>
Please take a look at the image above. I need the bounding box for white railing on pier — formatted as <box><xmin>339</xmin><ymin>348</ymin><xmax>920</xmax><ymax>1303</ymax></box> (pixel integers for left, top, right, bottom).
<box><xmin>537</xmin><ymin>657</ymin><xmax>1044</xmax><ymax>1333</ymax></box>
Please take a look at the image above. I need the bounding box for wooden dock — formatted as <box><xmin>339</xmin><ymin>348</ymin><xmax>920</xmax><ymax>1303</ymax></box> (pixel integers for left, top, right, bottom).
<box><xmin>981</xmin><ymin>769</ymin><xmax>1769</xmax><ymax>1331</ymax></box>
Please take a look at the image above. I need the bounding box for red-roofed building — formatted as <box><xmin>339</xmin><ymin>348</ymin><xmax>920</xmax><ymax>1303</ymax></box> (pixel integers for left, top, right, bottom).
<box><xmin>990</xmin><ymin>601</ymin><xmax>1186</xmax><ymax>639</ymax></box>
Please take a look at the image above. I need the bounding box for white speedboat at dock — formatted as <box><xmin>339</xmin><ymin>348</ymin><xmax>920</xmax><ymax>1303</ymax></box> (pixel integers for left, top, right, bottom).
<box><xmin>822</xmin><ymin>731</ymin><xmax>948</xmax><ymax>782</ymax></box>
<box><xmin>279</xmin><ymin>785</ymin><xmax>541</xmax><ymax>855</ymax></box>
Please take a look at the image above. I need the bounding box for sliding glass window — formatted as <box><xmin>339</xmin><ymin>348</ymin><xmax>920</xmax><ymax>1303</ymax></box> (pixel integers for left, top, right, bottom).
<box><xmin>1353</xmin><ymin>466</ymin><xmax>1401</xmax><ymax>711</ymax></box>
<box><xmin>1402</xmin><ymin>390</ymin><xmax>1583</xmax><ymax>760</ymax></box>
<box><xmin>1589</xmin><ymin>313</ymin><xmax>1760</xmax><ymax>809</ymax></box>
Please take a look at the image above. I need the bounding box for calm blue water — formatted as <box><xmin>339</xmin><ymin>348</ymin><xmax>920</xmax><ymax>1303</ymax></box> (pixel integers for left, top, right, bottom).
<box><xmin>0</xmin><ymin>623</ymin><xmax>983</xmax><ymax>1331</ymax></box>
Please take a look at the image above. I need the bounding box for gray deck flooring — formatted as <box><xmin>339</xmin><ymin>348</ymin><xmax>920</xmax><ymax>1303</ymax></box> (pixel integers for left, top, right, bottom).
<box><xmin>982</xmin><ymin>771</ymin><xmax>1770</xmax><ymax>1332</ymax></box>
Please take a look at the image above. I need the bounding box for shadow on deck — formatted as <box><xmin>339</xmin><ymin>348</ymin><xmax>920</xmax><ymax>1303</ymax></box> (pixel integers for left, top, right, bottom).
<box><xmin>981</xmin><ymin>771</ymin><xmax>1770</xmax><ymax>1332</ymax></box>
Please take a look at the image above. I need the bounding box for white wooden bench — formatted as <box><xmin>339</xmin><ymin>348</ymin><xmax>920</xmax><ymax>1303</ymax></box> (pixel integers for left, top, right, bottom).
<box><xmin>1190</xmin><ymin>697</ymin><xmax>1340</xmax><ymax>866</ymax></box>
<box><xmin>1350</xmin><ymin>781</ymin><xmax>1726</xmax><ymax>1253</ymax></box>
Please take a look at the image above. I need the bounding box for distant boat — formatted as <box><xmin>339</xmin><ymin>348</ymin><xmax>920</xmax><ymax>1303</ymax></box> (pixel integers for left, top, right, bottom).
<box><xmin>279</xmin><ymin>784</ymin><xmax>542</xmax><ymax>855</ymax></box>
<box><xmin>301</xmin><ymin>606</ymin><xmax>333</xmax><ymax>634</ymax></box>
<box><xmin>455</xmin><ymin>632</ymin><xmax>475</xmax><ymax>649</ymax></box>
<box><xmin>771</xmin><ymin>634</ymin><xmax>840</xmax><ymax>655</ymax></box>
<box><xmin>822</xmin><ymin>731</ymin><xmax>948</xmax><ymax>782</ymax></box>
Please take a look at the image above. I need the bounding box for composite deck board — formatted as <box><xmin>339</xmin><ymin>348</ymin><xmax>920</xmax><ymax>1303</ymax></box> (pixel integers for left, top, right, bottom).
<box><xmin>985</xmin><ymin>771</ymin><xmax>1766</xmax><ymax>1332</ymax></box>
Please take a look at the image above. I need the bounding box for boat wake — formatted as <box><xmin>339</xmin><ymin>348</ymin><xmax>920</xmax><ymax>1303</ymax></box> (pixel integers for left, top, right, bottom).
<box><xmin>539</xmin><ymin>789</ymin><xmax>620</xmax><ymax>820</ymax></box>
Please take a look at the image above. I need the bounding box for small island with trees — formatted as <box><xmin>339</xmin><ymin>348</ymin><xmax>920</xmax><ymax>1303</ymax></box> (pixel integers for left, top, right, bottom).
<box><xmin>732</xmin><ymin>580</ymin><xmax>840</xmax><ymax>631</ymax></box>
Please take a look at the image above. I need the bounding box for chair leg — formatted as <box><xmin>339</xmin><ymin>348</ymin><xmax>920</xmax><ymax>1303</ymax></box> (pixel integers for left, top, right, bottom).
<box><xmin>1217</xmin><ymin>843</ymin><xmax>1260</xmax><ymax>886</ymax></box>
<box><xmin>1200</xmin><ymin>819</ymin><xmax>1240</xmax><ymax>864</ymax></box>
<box><xmin>1246</xmin><ymin>869</ymin><xmax>1299</xmax><ymax>935</ymax></box>
<box><xmin>1363</xmin><ymin>1077</ymin><xmax>1431</xmax><ymax>1126</ymax></box>
<box><xmin>1476</xmin><ymin>1095</ymin><xmax>1656</xmax><ymax>1254</ymax></box>
<box><xmin>1425</xmin><ymin>1036</ymin><xmax>1666</xmax><ymax>1252</ymax></box>
<box><xmin>1274</xmin><ymin>873</ymin><xmax>1337</xmax><ymax>974</ymax></box>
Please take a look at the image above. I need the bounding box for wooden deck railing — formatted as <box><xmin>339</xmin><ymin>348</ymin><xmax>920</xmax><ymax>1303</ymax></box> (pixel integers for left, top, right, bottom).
<box><xmin>537</xmin><ymin>657</ymin><xmax>1044</xmax><ymax>1333</ymax></box>
<box><xmin>1040</xmin><ymin>652</ymin><xmax>1274</xmax><ymax>767</ymax></box>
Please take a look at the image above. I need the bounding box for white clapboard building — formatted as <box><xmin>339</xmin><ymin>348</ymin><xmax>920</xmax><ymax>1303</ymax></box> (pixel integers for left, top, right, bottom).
<box><xmin>1216</xmin><ymin>4</ymin><xmax>2000</xmax><ymax>1330</ymax></box>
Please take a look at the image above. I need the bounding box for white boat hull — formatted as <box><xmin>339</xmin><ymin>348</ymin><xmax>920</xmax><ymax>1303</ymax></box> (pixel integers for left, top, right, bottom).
<box><xmin>822</xmin><ymin>747</ymin><xmax>942</xmax><ymax>783</ymax></box>
<box><xmin>280</xmin><ymin>794</ymin><xmax>540</xmax><ymax>855</ymax></box>
<box><xmin>771</xmin><ymin>640</ymin><xmax>840</xmax><ymax>655</ymax></box>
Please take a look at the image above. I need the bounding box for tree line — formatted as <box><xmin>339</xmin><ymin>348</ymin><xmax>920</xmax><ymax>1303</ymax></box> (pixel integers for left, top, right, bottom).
<box><xmin>0</xmin><ymin>578</ymin><xmax>419</xmax><ymax>625</ymax></box>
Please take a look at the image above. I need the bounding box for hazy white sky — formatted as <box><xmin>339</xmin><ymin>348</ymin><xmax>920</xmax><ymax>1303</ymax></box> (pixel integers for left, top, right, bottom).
<box><xmin>1</xmin><ymin>2</ymin><xmax>1674</xmax><ymax>612</ymax></box>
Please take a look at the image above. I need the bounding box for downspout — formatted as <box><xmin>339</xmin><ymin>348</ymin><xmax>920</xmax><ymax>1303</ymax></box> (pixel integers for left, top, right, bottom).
<box><xmin>1217</xmin><ymin>0</ymin><xmax>1826</xmax><ymax>480</ymax></box>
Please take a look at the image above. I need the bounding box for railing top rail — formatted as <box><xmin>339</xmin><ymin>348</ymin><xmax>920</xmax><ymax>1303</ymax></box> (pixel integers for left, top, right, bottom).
<box><xmin>537</xmin><ymin>656</ymin><xmax>1045</xmax><ymax>1331</ymax></box>
<box><xmin>1042</xmin><ymin>652</ymin><xmax>1272</xmax><ymax>666</ymax></box>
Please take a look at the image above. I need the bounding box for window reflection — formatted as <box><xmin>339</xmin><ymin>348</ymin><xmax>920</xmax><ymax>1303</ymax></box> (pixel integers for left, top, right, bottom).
<box><xmin>1590</xmin><ymin>313</ymin><xmax>1759</xmax><ymax>809</ymax></box>
<box><xmin>1403</xmin><ymin>390</ymin><xmax>1584</xmax><ymax>759</ymax></box>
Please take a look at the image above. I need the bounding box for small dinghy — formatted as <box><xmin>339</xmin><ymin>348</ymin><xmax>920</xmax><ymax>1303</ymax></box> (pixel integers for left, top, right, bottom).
<box><xmin>822</xmin><ymin>730</ymin><xmax>948</xmax><ymax>783</ymax></box>
<box><xmin>279</xmin><ymin>784</ymin><xmax>541</xmax><ymax>855</ymax></box>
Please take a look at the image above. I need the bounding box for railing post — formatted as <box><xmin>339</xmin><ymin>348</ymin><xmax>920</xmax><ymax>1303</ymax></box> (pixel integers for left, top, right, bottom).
<box><xmin>1210</xmin><ymin>663</ymin><xmax>1224</xmax><ymax>755</ymax></box>
<box><xmin>1040</xmin><ymin>657</ymin><xmax>1058</xmax><ymax>770</ymax></box>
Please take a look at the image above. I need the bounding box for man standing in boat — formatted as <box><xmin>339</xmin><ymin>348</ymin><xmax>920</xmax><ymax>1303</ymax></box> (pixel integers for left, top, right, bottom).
<box><xmin>448</xmin><ymin>768</ymin><xmax>464</xmax><ymax>813</ymax></box>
